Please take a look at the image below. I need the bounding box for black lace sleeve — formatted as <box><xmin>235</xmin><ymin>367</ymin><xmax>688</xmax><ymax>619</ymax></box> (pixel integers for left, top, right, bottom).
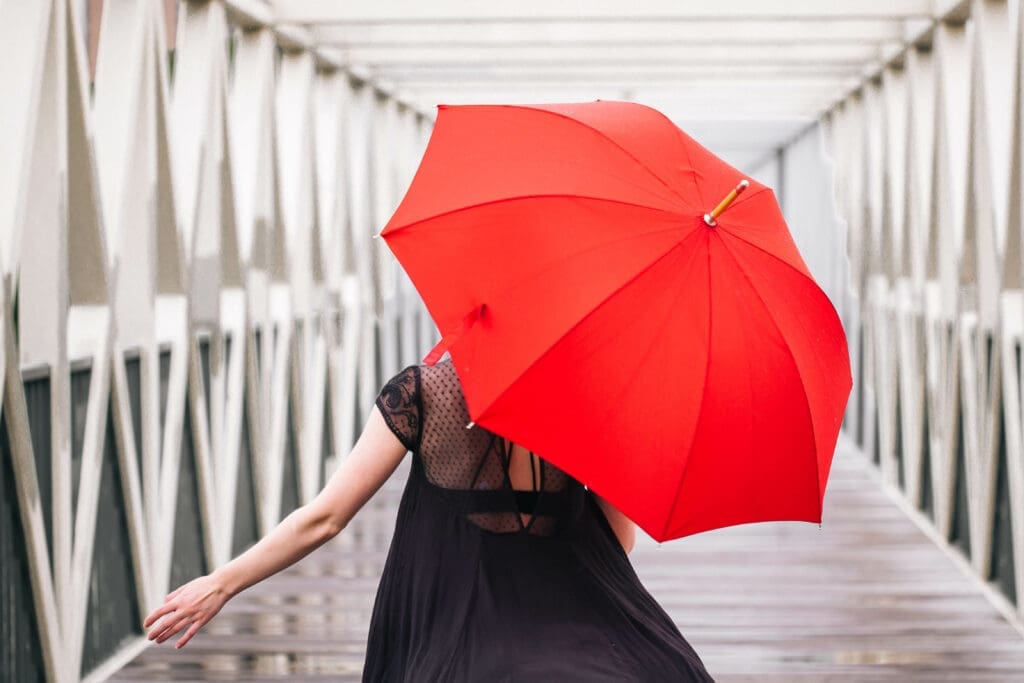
<box><xmin>375</xmin><ymin>364</ymin><xmax>422</xmax><ymax>452</ymax></box>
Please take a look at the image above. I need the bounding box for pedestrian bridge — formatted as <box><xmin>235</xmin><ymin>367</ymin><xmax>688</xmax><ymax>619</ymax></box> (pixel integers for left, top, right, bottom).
<box><xmin>0</xmin><ymin>1</ymin><xmax>1022</xmax><ymax>681</ymax></box>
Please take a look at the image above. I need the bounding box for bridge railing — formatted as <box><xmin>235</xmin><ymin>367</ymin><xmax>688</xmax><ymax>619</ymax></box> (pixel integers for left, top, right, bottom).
<box><xmin>822</xmin><ymin>0</ymin><xmax>1022</xmax><ymax>627</ymax></box>
<box><xmin>0</xmin><ymin>1</ymin><xmax>432</xmax><ymax>681</ymax></box>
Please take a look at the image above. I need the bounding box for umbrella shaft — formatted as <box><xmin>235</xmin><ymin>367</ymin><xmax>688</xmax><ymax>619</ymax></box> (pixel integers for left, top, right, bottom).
<box><xmin>705</xmin><ymin>179</ymin><xmax>750</xmax><ymax>226</ymax></box>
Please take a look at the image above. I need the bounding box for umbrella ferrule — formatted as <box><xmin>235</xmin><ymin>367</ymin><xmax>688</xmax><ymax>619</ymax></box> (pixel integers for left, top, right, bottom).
<box><xmin>705</xmin><ymin>179</ymin><xmax>750</xmax><ymax>226</ymax></box>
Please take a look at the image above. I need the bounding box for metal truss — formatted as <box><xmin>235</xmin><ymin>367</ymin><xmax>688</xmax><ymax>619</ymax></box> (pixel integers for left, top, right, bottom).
<box><xmin>826</xmin><ymin>0</ymin><xmax>1024</xmax><ymax>628</ymax></box>
<box><xmin>0</xmin><ymin>1</ymin><xmax>433</xmax><ymax>680</ymax></box>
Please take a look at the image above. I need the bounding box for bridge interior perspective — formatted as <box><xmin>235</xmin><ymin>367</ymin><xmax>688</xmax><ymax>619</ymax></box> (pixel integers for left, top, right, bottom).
<box><xmin>1</xmin><ymin>0</ymin><xmax>1024</xmax><ymax>681</ymax></box>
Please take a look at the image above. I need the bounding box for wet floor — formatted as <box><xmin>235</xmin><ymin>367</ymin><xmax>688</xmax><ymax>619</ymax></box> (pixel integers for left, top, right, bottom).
<box><xmin>112</xmin><ymin>436</ymin><xmax>1024</xmax><ymax>681</ymax></box>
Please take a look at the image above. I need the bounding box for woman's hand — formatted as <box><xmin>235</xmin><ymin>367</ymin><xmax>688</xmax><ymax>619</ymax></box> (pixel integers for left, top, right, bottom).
<box><xmin>140</xmin><ymin>405</ymin><xmax>408</xmax><ymax>651</ymax></box>
<box><xmin>143</xmin><ymin>573</ymin><xmax>232</xmax><ymax>649</ymax></box>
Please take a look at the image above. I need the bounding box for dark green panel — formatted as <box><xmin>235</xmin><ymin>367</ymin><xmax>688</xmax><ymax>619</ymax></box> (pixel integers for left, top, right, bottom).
<box><xmin>894</xmin><ymin>385</ymin><xmax>904</xmax><ymax>490</ymax></box>
<box><xmin>22</xmin><ymin>373</ymin><xmax>52</xmax><ymax>571</ymax></box>
<box><xmin>373</xmin><ymin>319</ymin><xmax>383</xmax><ymax>397</ymax></box>
<box><xmin>12</xmin><ymin>282</ymin><xmax>19</xmax><ymax>340</ymax></box>
<box><xmin>920</xmin><ymin>397</ymin><xmax>934</xmax><ymax>520</ymax></box>
<box><xmin>0</xmin><ymin>411</ymin><xmax>47</xmax><ymax>683</ymax></box>
<box><xmin>985</xmin><ymin>333</ymin><xmax>994</xmax><ymax>395</ymax></box>
<box><xmin>950</xmin><ymin>399</ymin><xmax>971</xmax><ymax>559</ymax></box>
<box><xmin>198</xmin><ymin>336</ymin><xmax>212</xmax><ymax>433</ymax></box>
<box><xmin>321</xmin><ymin>391</ymin><xmax>333</xmax><ymax>490</ymax></box>
<box><xmin>70</xmin><ymin>367</ymin><xmax>92</xmax><ymax>546</ymax></box>
<box><xmin>990</xmin><ymin>404</ymin><xmax>1016</xmax><ymax>605</ymax></box>
<box><xmin>871</xmin><ymin>408</ymin><xmax>880</xmax><ymax>466</ymax></box>
<box><xmin>158</xmin><ymin>349</ymin><xmax>171</xmax><ymax>443</ymax></box>
<box><xmin>231</xmin><ymin>397</ymin><xmax>259</xmax><ymax>558</ymax></box>
<box><xmin>81</xmin><ymin>396</ymin><xmax>142</xmax><ymax>677</ymax></box>
<box><xmin>253</xmin><ymin>327</ymin><xmax>262</xmax><ymax>381</ymax></box>
<box><xmin>170</xmin><ymin>388</ymin><xmax>207</xmax><ymax>592</ymax></box>
<box><xmin>124</xmin><ymin>354</ymin><xmax>143</xmax><ymax>481</ymax></box>
<box><xmin>280</xmin><ymin>396</ymin><xmax>300</xmax><ymax>517</ymax></box>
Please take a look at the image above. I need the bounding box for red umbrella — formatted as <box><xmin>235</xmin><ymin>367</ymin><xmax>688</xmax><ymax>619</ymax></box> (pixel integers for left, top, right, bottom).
<box><xmin>378</xmin><ymin>100</ymin><xmax>851</xmax><ymax>542</ymax></box>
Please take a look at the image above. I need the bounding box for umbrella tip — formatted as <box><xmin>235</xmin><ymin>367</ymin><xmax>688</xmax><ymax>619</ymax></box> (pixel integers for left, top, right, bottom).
<box><xmin>705</xmin><ymin>178</ymin><xmax>751</xmax><ymax>226</ymax></box>
<box><xmin>466</xmin><ymin>421</ymin><xmax>475</xmax><ymax>429</ymax></box>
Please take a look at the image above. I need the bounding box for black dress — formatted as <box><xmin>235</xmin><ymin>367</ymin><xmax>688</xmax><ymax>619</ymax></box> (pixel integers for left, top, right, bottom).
<box><xmin>364</xmin><ymin>358</ymin><xmax>714</xmax><ymax>682</ymax></box>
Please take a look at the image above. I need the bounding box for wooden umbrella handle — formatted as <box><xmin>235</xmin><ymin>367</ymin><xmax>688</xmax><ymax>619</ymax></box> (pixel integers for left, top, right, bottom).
<box><xmin>703</xmin><ymin>179</ymin><xmax>750</xmax><ymax>226</ymax></box>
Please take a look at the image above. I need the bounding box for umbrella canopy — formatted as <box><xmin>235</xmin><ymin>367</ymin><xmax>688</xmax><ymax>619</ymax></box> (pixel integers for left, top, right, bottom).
<box><xmin>378</xmin><ymin>100</ymin><xmax>851</xmax><ymax>542</ymax></box>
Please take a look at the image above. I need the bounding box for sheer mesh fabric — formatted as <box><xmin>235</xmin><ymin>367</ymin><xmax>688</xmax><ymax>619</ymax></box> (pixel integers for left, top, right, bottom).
<box><xmin>375</xmin><ymin>358</ymin><xmax>580</xmax><ymax>536</ymax></box>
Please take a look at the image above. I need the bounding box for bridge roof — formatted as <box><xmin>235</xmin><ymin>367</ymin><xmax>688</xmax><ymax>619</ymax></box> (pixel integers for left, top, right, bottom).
<box><xmin>254</xmin><ymin>0</ymin><xmax>965</xmax><ymax>167</ymax></box>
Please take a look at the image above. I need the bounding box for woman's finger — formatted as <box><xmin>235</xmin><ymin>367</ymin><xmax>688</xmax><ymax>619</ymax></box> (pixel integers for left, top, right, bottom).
<box><xmin>150</xmin><ymin>619</ymin><xmax>180</xmax><ymax>644</ymax></box>
<box><xmin>154</xmin><ymin>612</ymin><xmax>192</xmax><ymax>644</ymax></box>
<box><xmin>144</xmin><ymin>601</ymin><xmax>178</xmax><ymax>630</ymax></box>
<box><xmin>175</xmin><ymin>618</ymin><xmax>205</xmax><ymax>649</ymax></box>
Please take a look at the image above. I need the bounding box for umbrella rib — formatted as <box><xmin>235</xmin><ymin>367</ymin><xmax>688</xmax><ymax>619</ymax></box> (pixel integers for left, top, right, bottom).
<box><xmin>716</xmin><ymin>236</ymin><xmax>822</xmax><ymax>515</ymax></box>
<box><xmin>487</xmin><ymin>223</ymin><xmax>699</xmax><ymax>316</ymax></box>
<box><xmin>675</xmin><ymin>129</ymin><xmax>706</xmax><ymax>208</ymax></box>
<box><xmin>382</xmin><ymin>193</ymin><xmax>684</xmax><ymax>238</ymax></box>
<box><xmin>714</xmin><ymin>225</ymin><xmax>816</xmax><ymax>290</ymax></box>
<box><xmin>492</xmin><ymin>104</ymin><xmax>691</xmax><ymax>208</ymax></box>
<box><xmin>586</xmin><ymin>229</ymin><xmax>706</xmax><ymax>450</ymax></box>
<box><xmin>473</xmin><ymin>237</ymin><xmax>689</xmax><ymax>426</ymax></box>
<box><xmin>660</xmin><ymin>238</ymin><xmax>713</xmax><ymax>541</ymax></box>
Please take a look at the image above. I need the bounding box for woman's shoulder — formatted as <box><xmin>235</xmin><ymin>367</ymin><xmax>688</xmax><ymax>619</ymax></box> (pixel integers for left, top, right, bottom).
<box><xmin>416</xmin><ymin>356</ymin><xmax>462</xmax><ymax>397</ymax></box>
<box><xmin>379</xmin><ymin>358</ymin><xmax>466</xmax><ymax>431</ymax></box>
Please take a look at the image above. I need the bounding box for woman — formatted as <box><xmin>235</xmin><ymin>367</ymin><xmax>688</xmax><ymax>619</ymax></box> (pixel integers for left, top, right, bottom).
<box><xmin>144</xmin><ymin>356</ymin><xmax>714</xmax><ymax>681</ymax></box>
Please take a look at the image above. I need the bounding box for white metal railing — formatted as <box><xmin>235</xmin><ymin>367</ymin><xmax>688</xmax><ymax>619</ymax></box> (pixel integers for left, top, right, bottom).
<box><xmin>823</xmin><ymin>0</ymin><xmax>1023</xmax><ymax>627</ymax></box>
<box><xmin>0</xmin><ymin>1</ymin><xmax>434</xmax><ymax>680</ymax></box>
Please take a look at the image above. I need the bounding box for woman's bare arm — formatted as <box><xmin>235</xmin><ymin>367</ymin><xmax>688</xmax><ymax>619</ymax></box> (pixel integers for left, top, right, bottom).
<box><xmin>593</xmin><ymin>493</ymin><xmax>636</xmax><ymax>554</ymax></box>
<box><xmin>143</xmin><ymin>404</ymin><xmax>408</xmax><ymax>647</ymax></box>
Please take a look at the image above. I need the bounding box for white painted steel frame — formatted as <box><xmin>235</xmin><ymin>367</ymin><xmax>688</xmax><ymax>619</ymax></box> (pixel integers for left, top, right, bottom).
<box><xmin>0</xmin><ymin>1</ymin><xmax>435</xmax><ymax>681</ymax></box>
<box><xmin>825</xmin><ymin>0</ymin><xmax>1024</xmax><ymax>628</ymax></box>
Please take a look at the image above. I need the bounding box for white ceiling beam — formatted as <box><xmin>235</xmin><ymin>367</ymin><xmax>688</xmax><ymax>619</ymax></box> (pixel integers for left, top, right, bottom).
<box><xmin>395</xmin><ymin>80</ymin><xmax>852</xmax><ymax>96</ymax></box>
<box><xmin>372</xmin><ymin>64</ymin><xmax>862</xmax><ymax>84</ymax></box>
<box><xmin>398</xmin><ymin>87</ymin><xmax>843</xmax><ymax>107</ymax></box>
<box><xmin>336</xmin><ymin>43</ymin><xmax>890</xmax><ymax>67</ymax></box>
<box><xmin>312</xmin><ymin>19</ymin><xmax>906</xmax><ymax>46</ymax></box>
<box><xmin>400</xmin><ymin>95</ymin><xmax>837</xmax><ymax>121</ymax></box>
<box><xmin>272</xmin><ymin>0</ymin><xmax>936</xmax><ymax>23</ymax></box>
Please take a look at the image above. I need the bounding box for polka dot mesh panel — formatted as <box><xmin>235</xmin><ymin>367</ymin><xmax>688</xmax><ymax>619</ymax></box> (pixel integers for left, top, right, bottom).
<box><xmin>375</xmin><ymin>357</ymin><xmax>582</xmax><ymax>536</ymax></box>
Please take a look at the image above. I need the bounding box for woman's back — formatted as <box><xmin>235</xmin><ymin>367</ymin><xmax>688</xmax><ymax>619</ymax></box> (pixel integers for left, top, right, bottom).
<box><xmin>365</xmin><ymin>358</ymin><xmax>714</xmax><ymax>682</ymax></box>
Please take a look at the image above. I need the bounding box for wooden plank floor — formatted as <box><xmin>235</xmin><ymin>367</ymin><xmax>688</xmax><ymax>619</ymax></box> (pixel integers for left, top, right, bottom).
<box><xmin>112</xmin><ymin>435</ymin><xmax>1024</xmax><ymax>681</ymax></box>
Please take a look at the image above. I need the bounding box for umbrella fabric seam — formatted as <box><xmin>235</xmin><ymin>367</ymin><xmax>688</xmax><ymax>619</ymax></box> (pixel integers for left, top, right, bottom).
<box><xmin>479</xmin><ymin>222</ymin><xmax>698</xmax><ymax>326</ymax></box>
<box><xmin>717</xmin><ymin>236</ymin><xmax>822</xmax><ymax>515</ymax></box>
<box><xmin>660</xmin><ymin>237</ymin><xmax>713</xmax><ymax>540</ymax></box>
<box><xmin>425</xmin><ymin>223</ymin><xmax>694</xmax><ymax>358</ymax></box>
<box><xmin>675</xmin><ymin>128</ymin><xmax>706</xmax><ymax>208</ymax></box>
<box><xmin>583</xmin><ymin>242</ymin><xmax>699</xmax><ymax>538</ymax></box>
<box><xmin>460</xmin><ymin>102</ymin><xmax>691</xmax><ymax>208</ymax></box>
<box><xmin>715</xmin><ymin>224</ymin><xmax>832</xmax><ymax>313</ymax></box>
<box><xmin>472</xmin><ymin>237</ymin><xmax>692</xmax><ymax>427</ymax></box>
<box><xmin>583</xmin><ymin>230</ymin><xmax>706</xmax><ymax>492</ymax></box>
<box><xmin>382</xmin><ymin>193</ymin><xmax>685</xmax><ymax>238</ymax></box>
